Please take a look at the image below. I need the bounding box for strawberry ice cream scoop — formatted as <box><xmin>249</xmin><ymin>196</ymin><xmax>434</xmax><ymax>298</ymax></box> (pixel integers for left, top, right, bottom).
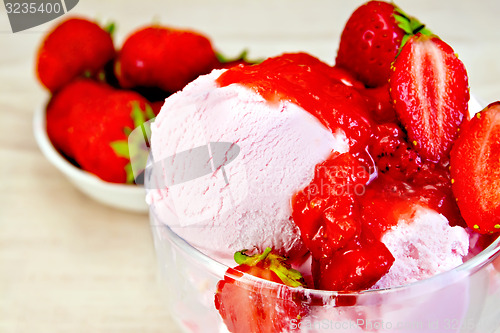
<box><xmin>373</xmin><ymin>205</ymin><xmax>470</xmax><ymax>289</ymax></box>
<box><xmin>147</xmin><ymin>69</ymin><xmax>349</xmax><ymax>260</ymax></box>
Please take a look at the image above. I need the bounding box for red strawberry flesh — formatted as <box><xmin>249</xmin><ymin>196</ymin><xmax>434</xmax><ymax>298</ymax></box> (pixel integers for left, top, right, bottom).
<box><xmin>451</xmin><ymin>103</ymin><xmax>500</xmax><ymax>234</ymax></box>
<box><xmin>389</xmin><ymin>34</ymin><xmax>469</xmax><ymax>162</ymax></box>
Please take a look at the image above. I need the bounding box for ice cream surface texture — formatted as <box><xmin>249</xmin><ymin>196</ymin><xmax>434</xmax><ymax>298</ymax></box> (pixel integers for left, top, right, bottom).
<box><xmin>373</xmin><ymin>205</ymin><xmax>469</xmax><ymax>289</ymax></box>
<box><xmin>148</xmin><ymin>61</ymin><xmax>350</xmax><ymax>260</ymax></box>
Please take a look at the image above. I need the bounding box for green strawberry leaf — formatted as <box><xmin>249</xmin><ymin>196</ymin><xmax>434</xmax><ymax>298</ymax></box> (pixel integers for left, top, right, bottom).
<box><xmin>419</xmin><ymin>27</ymin><xmax>433</xmax><ymax>37</ymax></box>
<box><xmin>268</xmin><ymin>256</ymin><xmax>304</xmax><ymax>288</ymax></box>
<box><xmin>145</xmin><ymin>104</ymin><xmax>156</xmax><ymax>120</ymax></box>
<box><xmin>234</xmin><ymin>248</ymin><xmax>305</xmax><ymax>288</ymax></box>
<box><xmin>110</xmin><ymin>140</ymin><xmax>130</xmax><ymax>159</ymax></box>
<box><xmin>216</xmin><ymin>49</ymin><xmax>249</xmax><ymax>63</ymax></box>
<box><xmin>104</xmin><ymin>22</ymin><xmax>116</xmax><ymax>37</ymax></box>
<box><xmin>123</xmin><ymin>101</ymin><xmax>157</xmax><ymax>185</ymax></box>
<box><xmin>393</xmin><ymin>6</ymin><xmax>434</xmax><ymax>56</ymax></box>
<box><xmin>216</xmin><ymin>49</ymin><xmax>263</xmax><ymax>65</ymax></box>
<box><xmin>110</xmin><ymin>140</ymin><xmax>135</xmax><ymax>184</ymax></box>
<box><xmin>125</xmin><ymin>163</ymin><xmax>134</xmax><ymax>184</ymax></box>
<box><xmin>130</xmin><ymin>102</ymin><xmax>146</xmax><ymax>129</ymax></box>
<box><xmin>234</xmin><ymin>247</ymin><xmax>272</xmax><ymax>266</ymax></box>
<box><xmin>123</xmin><ymin>126</ymin><xmax>133</xmax><ymax>136</ymax></box>
<box><xmin>394</xmin><ymin>12</ymin><xmax>413</xmax><ymax>35</ymax></box>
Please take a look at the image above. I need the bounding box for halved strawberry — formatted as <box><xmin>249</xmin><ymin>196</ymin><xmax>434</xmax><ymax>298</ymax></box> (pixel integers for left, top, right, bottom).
<box><xmin>215</xmin><ymin>248</ymin><xmax>307</xmax><ymax>333</ymax></box>
<box><xmin>450</xmin><ymin>103</ymin><xmax>500</xmax><ymax>234</ymax></box>
<box><xmin>389</xmin><ymin>33</ymin><xmax>469</xmax><ymax>162</ymax></box>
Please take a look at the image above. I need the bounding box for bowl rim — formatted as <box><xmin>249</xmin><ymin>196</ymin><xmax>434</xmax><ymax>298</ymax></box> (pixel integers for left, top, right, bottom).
<box><xmin>33</xmin><ymin>104</ymin><xmax>144</xmax><ymax>193</ymax></box>
<box><xmin>150</xmin><ymin>203</ymin><xmax>500</xmax><ymax>297</ymax></box>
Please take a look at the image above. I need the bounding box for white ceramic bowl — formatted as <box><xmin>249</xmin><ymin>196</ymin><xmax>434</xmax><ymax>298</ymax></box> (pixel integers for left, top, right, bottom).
<box><xmin>33</xmin><ymin>105</ymin><xmax>149</xmax><ymax>213</ymax></box>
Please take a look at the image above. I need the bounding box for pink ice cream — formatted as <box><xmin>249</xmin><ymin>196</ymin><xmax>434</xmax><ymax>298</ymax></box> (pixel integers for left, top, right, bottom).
<box><xmin>373</xmin><ymin>205</ymin><xmax>469</xmax><ymax>289</ymax></box>
<box><xmin>147</xmin><ymin>69</ymin><xmax>349</xmax><ymax>261</ymax></box>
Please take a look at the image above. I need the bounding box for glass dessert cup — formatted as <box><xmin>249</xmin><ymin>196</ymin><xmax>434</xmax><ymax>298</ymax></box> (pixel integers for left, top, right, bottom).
<box><xmin>149</xmin><ymin>205</ymin><xmax>500</xmax><ymax>333</ymax></box>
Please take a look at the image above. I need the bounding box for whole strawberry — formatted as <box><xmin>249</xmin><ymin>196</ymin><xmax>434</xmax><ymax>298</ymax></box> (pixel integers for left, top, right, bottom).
<box><xmin>336</xmin><ymin>1</ymin><xmax>431</xmax><ymax>87</ymax></box>
<box><xmin>450</xmin><ymin>103</ymin><xmax>500</xmax><ymax>234</ymax></box>
<box><xmin>69</xmin><ymin>90</ymin><xmax>154</xmax><ymax>183</ymax></box>
<box><xmin>115</xmin><ymin>26</ymin><xmax>218</xmax><ymax>93</ymax></box>
<box><xmin>45</xmin><ymin>79</ymin><xmax>113</xmax><ymax>158</ymax></box>
<box><xmin>389</xmin><ymin>34</ymin><xmax>469</xmax><ymax>162</ymax></box>
<box><xmin>215</xmin><ymin>248</ymin><xmax>307</xmax><ymax>333</ymax></box>
<box><xmin>36</xmin><ymin>17</ymin><xmax>115</xmax><ymax>92</ymax></box>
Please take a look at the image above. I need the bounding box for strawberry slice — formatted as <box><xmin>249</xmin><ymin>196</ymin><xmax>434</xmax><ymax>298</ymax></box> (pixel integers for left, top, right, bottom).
<box><xmin>215</xmin><ymin>248</ymin><xmax>307</xmax><ymax>333</ymax></box>
<box><xmin>450</xmin><ymin>103</ymin><xmax>500</xmax><ymax>234</ymax></box>
<box><xmin>389</xmin><ymin>33</ymin><xmax>469</xmax><ymax>162</ymax></box>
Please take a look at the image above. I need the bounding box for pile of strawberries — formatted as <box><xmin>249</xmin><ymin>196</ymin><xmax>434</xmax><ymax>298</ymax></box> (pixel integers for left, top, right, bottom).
<box><xmin>37</xmin><ymin>17</ymin><xmax>250</xmax><ymax>183</ymax></box>
<box><xmin>214</xmin><ymin>1</ymin><xmax>500</xmax><ymax>332</ymax></box>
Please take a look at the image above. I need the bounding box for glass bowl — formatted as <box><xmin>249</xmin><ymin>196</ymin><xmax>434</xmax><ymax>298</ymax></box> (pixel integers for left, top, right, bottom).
<box><xmin>149</xmin><ymin>204</ymin><xmax>500</xmax><ymax>333</ymax></box>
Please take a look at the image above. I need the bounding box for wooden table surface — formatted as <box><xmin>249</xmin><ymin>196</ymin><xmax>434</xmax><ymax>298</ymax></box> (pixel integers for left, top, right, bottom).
<box><xmin>1</xmin><ymin>1</ymin><xmax>499</xmax><ymax>332</ymax></box>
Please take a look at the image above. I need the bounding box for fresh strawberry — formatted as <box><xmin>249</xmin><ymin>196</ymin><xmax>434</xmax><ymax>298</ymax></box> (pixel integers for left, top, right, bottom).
<box><xmin>312</xmin><ymin>226</ymin><xmax>394</xmax><ymax>291</ymax></box>
<box><xmin>69</xmin><ymin>90</ymin><xmax>154</xmax><ymax>183</ymax></box>
<box><xmin>450</xmin><ymin>103</ymin><xmax>500</xmax><ymax>234</ymax></box>
<box><xmin>36</xmin><ymin>17</ymin><xmax>115</xmax><ymax>92</ymax></box>
<box><xmin>215</xmin><ymin>248</ymin><xmax>307</xmax><ymax>333</ymax></box>
<box><xmin>389</xmin><ymin>34</ymin><xmax>469</xmax><ymax>162</ymax></box>
<box><xmin>115</xmin><ymin>26</ymin><xmax>218</xmax><ymax>93</ymax></box>
<box><xmin>46</xmin><ymin>79</ymin><xmax>113</xmax><ymax>158</ymax></box>
<box><xmin>292</xmin><ymin>153</ymin><xmax>369</xmax><ymax>260</ymax></box>
<box><xmin>336</xmin><ymin>1</ymin><xmax>431</xmax><ymax>87</ymax></box>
